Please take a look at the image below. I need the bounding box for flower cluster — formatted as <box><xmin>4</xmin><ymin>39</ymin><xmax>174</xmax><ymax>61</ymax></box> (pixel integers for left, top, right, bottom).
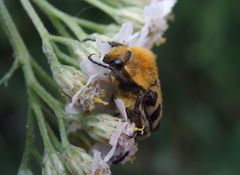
<box><xmin>60</xmin><ymin>0</ymin><xmax>177</xmax><ymax>174</ymax></box>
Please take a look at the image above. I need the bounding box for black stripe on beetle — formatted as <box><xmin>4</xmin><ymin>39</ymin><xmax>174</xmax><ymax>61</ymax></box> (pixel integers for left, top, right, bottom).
<box><xmin>148</xmin><ymin>105</ymin><xmax>161</xmax><ymax>131</ymax></box>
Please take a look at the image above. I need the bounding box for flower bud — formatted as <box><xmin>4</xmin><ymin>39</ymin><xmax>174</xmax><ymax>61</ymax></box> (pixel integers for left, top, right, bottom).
<box><xmin>81</xmin><ymin>114</ymin><xmax>122</xmax><ymax>143</ymax></box>
<box><xmin>53</xmin><ymin>64</ymin><xmax>88</xmax><ymax>97</ymax></box>
<box><xmin>63</xmin><ymin>145</ymin><xmax>93</xmax><ymax>175</ymax></box>
<box><xmin>42</xmin><ymin>152</ymin><xmax>70</xmax><ymax>175</ymax></box>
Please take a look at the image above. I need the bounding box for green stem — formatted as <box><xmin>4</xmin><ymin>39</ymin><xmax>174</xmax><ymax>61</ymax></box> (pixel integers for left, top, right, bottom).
<box><xmin>0</xmin><ymin>0</ymin><xmax>59</xmax><ymax>93</ymax></box>
<box><xmin>31</xmin><ymin>58</ymin><xmax>64</xmax><ymax>101</ymax></box>
<box><xmin>21</xmin><ymin>0</ymin><xmax>48</xmax><ymax>39</ymax></box>
<box><xmin>0</xmin><ymin>0</ymin><xmax>26</xmax><ymax>56</ymax></box>
<box><xmin>20</xmin><ymin>0</ymin><xmax>59</xmax><ymax>67</ymax></box>
<box><xmin>49</xmin><ymin>16</ymin><xmax>72</xmax><ymax>38</ymax></box>
<box><xmin>49</xmin><ymin>35</ymin><xmax>79</xmax><ymax>47</ymax></box>
<box><xmin>20</xmin><ymin>0</ymin><xmax>70</xmax><ymax>148</ymax></box>
<box><xmin>42</xmin><ymin>106</ymin><xmax>58</xmax><ymax>127</ymax></box>
<box><xmin>19</xmin><ymin>107</ymin><xmax>34</xmax><ymax>169</ymax></box>
<box><xmin>30</xmin><ymin>90</ymin><xmax>53</xmax><ymax>152</ymax></box>
<box><xmin>31</xmin><ymin>80</ymin><xmax>69</xmax><ymax>147</ymax></box>
<box><xmin>0</xmin><ymin>0</ymin><xmax>34</xmax><ymax>84</ymax></box>
<box><xmin>49</xmin><ymin>35</ymin><xmax>96</xmax><ymax>61</ymax></box>
<box><xmin>32</xmin><ymin>0</ymin><xmax>86</xmax><ymax>40</ymax></box>
<box><xmin>83</xmin><ymin>0</ymin><xmax>117</xmax><ymax>18</ymax></box>
<box><xmin>31</xmin><ymin>149</ymin><xmax>42</xmax><ymax>166</ymax></box>
<box><xmin>1</xmin><ymin>0</ymin><xmax>69</xmax><ymax>148</ymax></box>
<box><xmin>100</xmin><ymin>0</ymin><xmax>122</xmax><ymax>7</ymax></box>
<box><xmin>32</xmin><ymin>0</ymin><xmax>115</xmax><ymax>34</ymax></box>
<box><xmin>63</xmin><ymin>17</ymin><xmax>86</xmax><ymax>41</ymax></box>
<box><xmin>31</xmin><ymin>59</ymin><xmax>53</xmax><ymax>87</ymax></box>
<box><xmin>74</xmin><ymin>18</ymin><xmax>106</xmax><ymax>32</ymax></box>
<box><xmin>0</xmin><ymin>58</ymin><xmax>19</xmax><ymax>86</ymax></box>
<box><xmin>84</xmin><ymin>0</ymin><xmax>143</xmax><ymax>26</ymax></box>
<box><xmin>73</xmin><ymin>18</ymin><xmax>119</xmax><ymax>34</ymax></box>
<box><xmin>49</xmin><ymin>18</ymin><xmax>75</xmax><ymax>57</ymax></box>
<box><xmin>46</xmin><ymin>123</ymin><xmax>64</xmax><ymax>152</ymax></box>
<box><xmin>0</xmin><ymin>0</ymin><xmax>54</xmax><ymax>153</ymax></box>
<box><xmin>53</xmin><ymin>45</ymin><xmax>80</xmax><ymax>68</ymax></box>
<box><xmin>42</xmin><ymin>106</ymin><xmax>69</xmax><ymax>151</ymax></box>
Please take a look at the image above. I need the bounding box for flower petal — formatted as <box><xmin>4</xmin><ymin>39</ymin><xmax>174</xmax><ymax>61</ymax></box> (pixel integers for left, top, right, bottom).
<box><xmin>114</xmin><ymin>22</ymin><xmax>134</xmax><ymax>44</ymax></box>
<box><xmin>80</xmin><ymin>57</ymin><xmax>109</xmax><ymax>77</ymax></box>
<box><xmin>96</xmin><ymin>38</ymin><xmax>112</xmax><ymax>60</ymax></box>
<box><xmin>104</xmin><ymin>122</ymin><xmax>127</xmax><ymax>162</ymax></box>
<box><xmin>65</xmin><ymin>103</ymin><xmax>81</xmax><ymax>114</ymax></box>
<box><xmin>90</xmin><ymin>150</ymin><xmax>111</xmax><ymax>175</ymax></box>
<box><xmin>114</xmin><ymin>98</ymin><xmax>128</xmax><ymax>121</ymax></box>
<box><xmin>69</xmin><ymin>74</ymin><xmax>97</xmax><ymax>108</ymax></box>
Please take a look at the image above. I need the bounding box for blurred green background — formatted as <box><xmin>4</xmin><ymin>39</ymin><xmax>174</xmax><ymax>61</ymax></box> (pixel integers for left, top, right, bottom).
<box><xmin>0</xmin><ymin>0</ymin><xmax>240</xmax><ymax>174</ymax></box>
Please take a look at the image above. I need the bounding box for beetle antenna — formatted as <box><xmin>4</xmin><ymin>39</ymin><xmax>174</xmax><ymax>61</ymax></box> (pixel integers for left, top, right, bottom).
<box><xmin>88</xmin><ymin>54</ymin><xmax>112</xmax><ymax>70</ymax></box>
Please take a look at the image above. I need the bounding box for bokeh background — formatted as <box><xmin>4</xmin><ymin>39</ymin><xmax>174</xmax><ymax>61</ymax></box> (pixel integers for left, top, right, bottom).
<box><xmin>0</xmin><ymin>0</ymin><xmax>240</xmax><ymax>174</ymax></box>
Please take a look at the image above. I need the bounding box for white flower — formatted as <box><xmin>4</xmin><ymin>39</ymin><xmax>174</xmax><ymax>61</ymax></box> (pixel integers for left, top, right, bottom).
<box><xmin>90</xmin><ymin>150</ymin><xmax>111</xmax><ymax>175</ymax></box>
<box><xmin>112</xmin><ymin>0</ymin><xmax>177</xmax><ymax>48</ymax></box>
<box><xmin>104</xmin><ymin>122</ymin><xmax>138</xmax><ymax>165</ymax></box>
<box><xmin>67</xmin><ymin>75</ymin><xmax>107</xmax><ymax>113</ymax></box>
<box><xmin>84</xmin><ymin>114</ymin><xmax>138</xmax><ymax>165</ymax></box>
<box><xmin>67</xmin><ymin>38</ymin><xmax>113</xmax><ymax>114</ymax></box>
<box><xmin>141</xmin><ymin>0</ymin><xmax>177</xmax><ymax>47</ymax></box>
<box><xmin>144</xmin><ymin>0</ymin><xmax>177</xmax><ymax>33</ymax></box>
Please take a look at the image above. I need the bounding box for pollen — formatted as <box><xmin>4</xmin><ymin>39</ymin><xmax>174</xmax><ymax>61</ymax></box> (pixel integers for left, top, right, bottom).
<box><xmin>132</xmin><ymin>125</ymin><xmax>145</xmax><ymax>135</ymax></box>
<box><xmin>93</xmin><ymin>96</ymin><xmax>109</xmax><ymax>106</ymax></box>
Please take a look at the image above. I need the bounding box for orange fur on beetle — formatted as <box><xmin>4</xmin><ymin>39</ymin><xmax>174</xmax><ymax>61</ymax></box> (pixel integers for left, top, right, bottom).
<box><xmin>106</xmin><ymin>46</ymin><xmax>158</xmax><ymax>90</ymax></box>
